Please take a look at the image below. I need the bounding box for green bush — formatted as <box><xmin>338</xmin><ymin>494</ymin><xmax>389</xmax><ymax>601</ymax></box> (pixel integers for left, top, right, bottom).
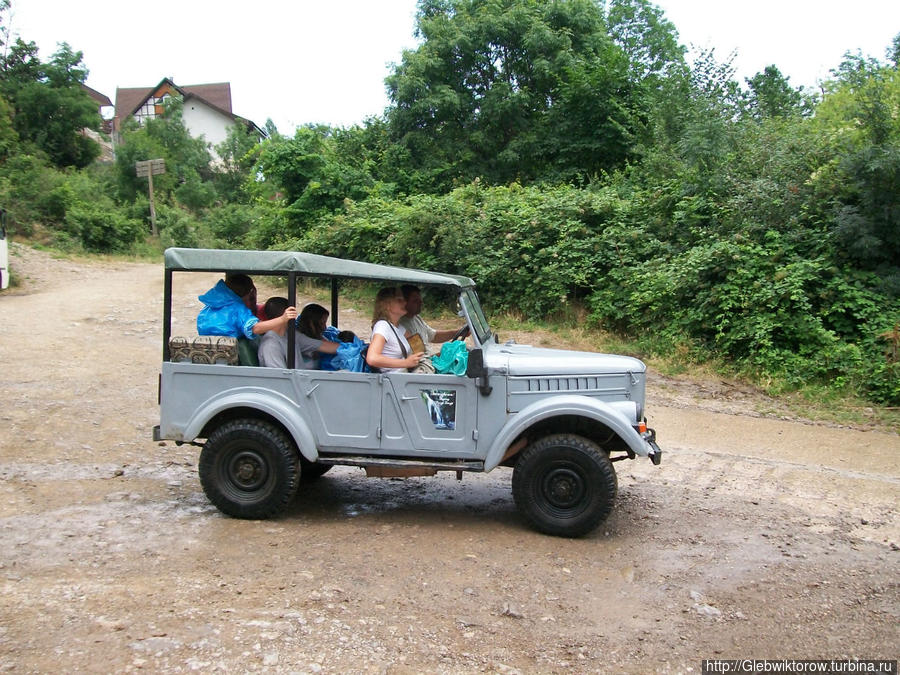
<box><xmin>202</xmin><ymin>203</ymin><xmax>268</xmax><ymax>247</ymax></box>
<box><xmin>64</xmin><ymin>201</ymin><xmax>143</xmax><ymax>251</ymax></box>
<box><xmin>298</xmin><ymin>182</ymin><xmax>625</xmax><ymax>316</ymax></box>
<box><xmin>0</xmin><ymin>154</ymin><xmax>66</xmax><ymax>231</ymax></box>
<box><xmin>155</xmin><ymin>203</ymin><xmax>209</xmax><ymax>249</ymax></box>
<box><xmin>175</xmin><ymin>171</ymin><xmax>217</xmax><ymax>211</ymax></box>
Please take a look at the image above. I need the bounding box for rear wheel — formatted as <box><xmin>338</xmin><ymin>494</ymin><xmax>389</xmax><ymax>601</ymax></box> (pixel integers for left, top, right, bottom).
<box><xmin>199</xmin><ymin>419</ymin><xmax>299</xmax><ymax>519</ymax></box>
<box><xmin>512</xmin><ymin>433</ymin><xmax>617</xmax><ymax>537</ymax></box>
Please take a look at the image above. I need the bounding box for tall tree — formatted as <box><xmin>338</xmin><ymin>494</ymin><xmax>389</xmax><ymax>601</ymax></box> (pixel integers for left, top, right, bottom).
<box><xmin>604</xmin><ymin>0</ymin><xmax>684</xmax><ymax>84</ymax></box>
<box><xmin>817</xmin><ymin>53</ymin><xmax>900</xmax><ymax>291</ymax></box>
<box><xmin>0</xmin><ymin>40</ymin><xmax>100</xmax><ymax>167</ymax></box>
<box><xmin>743</xmin><ymin>65</ymin><xmax>806</xmax><ymax>119</ymax></box>
<box><xmin>386</xmin><ymin>0</ymin><xmax>642</xmax><ymax>189</ymax></box>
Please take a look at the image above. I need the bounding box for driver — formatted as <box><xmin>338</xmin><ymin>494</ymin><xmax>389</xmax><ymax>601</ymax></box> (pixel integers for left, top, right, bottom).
<box><xmin>398</xmin><ymin>285</ymin><xmax>469</xmax><ymax>354</ymax></box>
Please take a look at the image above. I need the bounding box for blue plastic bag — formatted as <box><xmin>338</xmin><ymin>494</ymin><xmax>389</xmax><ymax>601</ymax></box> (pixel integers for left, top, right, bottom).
<box><xmin>319</xmin><ymin>326</ymin><xmax>370</xmax><ymax>372</ymax></box>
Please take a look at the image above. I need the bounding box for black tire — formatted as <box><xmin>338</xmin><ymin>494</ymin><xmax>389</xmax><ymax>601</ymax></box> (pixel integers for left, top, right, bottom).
<box><xmin>299</xmin><ymin>455</ymin><xmax>333</xmax><ymax>482</ymax></box>
<box><xmin>511</xmin><ymin>433</ymin><xmax>617</xmax><ymax>537</ymax></box>
<box><xmin>199</xmin><ymin>419</ymin><xmax>299</xmax><ymax>519</ymax></box>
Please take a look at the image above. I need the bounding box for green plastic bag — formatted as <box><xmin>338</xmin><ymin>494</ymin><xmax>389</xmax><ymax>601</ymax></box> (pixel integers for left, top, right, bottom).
<box><xmin>431</xmin><ymin>341</ymin><xmax>469</xmax><ymax>376</ymax></box>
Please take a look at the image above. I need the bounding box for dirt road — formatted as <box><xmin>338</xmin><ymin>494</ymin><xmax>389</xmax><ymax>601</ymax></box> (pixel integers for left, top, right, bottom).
<box><xmin>0</xmin><ymin>244</ymin><xmax>897</xmax><ymax>674</ymax></box>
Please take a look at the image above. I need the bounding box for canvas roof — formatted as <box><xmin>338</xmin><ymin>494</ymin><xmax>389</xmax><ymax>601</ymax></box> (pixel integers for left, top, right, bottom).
<box><xmin>164</xmin><ymin>248</ymin><xmax>475</xmax><ymax>288</ymax></box>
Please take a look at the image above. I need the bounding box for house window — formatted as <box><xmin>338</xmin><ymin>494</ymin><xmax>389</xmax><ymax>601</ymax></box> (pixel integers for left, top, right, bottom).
<box><xmin>134</xmin><ymin>93</ymin><xmax>172</xmax><ymax>125</ymax></box>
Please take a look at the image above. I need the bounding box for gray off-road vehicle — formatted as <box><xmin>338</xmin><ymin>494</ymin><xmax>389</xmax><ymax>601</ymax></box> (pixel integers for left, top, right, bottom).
<box><xmin>154</xmin><ymin>248</ymin><xmax>662</xmax><ymax>537</ymax></box>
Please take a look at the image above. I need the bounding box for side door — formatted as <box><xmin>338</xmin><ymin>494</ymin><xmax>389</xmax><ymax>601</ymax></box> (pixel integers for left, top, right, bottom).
<box><xmin>380</xmin><ymin>373</ymin><xmax>478</xmax><ymax>456</ymax></box>
<box><xmin>298</xmin><ymin>370</ymin><xmax>381</xmax><ymax>451</ymax></box>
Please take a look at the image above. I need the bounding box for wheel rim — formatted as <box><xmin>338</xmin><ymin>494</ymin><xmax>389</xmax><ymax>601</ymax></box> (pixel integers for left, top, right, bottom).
<box><xmin>225</xmin><ymin>448</ymin><xmax>270</xmax><ymax>493</ymax></box>
<box><xmin>540</xmin><ymin>464</ymin><xmax>587</xmax><ymax>512</ymax></box>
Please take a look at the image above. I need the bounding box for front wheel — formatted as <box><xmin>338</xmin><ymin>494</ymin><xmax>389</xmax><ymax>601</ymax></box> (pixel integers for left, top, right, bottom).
<box><xmin>511</xmin><ymin>433</ymin><xmax>617</xmax><ymax>537</ymax></box>
<box><xmin>199</xmin><ymin>419</ymin><xmax>299</xmax><ymax>519</ymax></box>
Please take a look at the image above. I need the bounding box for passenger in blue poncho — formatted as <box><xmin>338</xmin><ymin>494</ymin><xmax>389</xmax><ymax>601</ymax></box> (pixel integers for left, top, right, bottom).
<box><xmin>197</xmin><ymin>274</ymin><xmax>296</xmax><ymax>339</ymax></box>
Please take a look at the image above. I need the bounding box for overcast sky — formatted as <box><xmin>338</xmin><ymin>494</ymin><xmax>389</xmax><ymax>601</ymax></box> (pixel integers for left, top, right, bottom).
<box><xmin>7</xmin><ymin>0</ymin><xmax>899</xmax><ymax>135</ymax></box>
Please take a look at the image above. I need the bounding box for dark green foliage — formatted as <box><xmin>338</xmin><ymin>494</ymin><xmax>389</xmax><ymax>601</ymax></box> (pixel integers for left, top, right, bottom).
<box><xmin>213</xmin><ymin>123</ymin><xmax>263</xmax><ymax>202</ymax></box>
<box><xmin>63</xmin><ymin>200</ymin><xmax>143</xmax><ymax>252</ymax></box>
<box><xmin>114</xmin><ymin>102</ymin><xmax>214</xmax><ymax>203</ymax></box>
<box><xmin>834</xmin><ymin>143</ymin><xmax>900</xmax><ymax>292</ymax></box>
<box><xmin>174</xmin><ymin>171</ymin><xmax>217</xmax><ymax>211</ymax></box>
<box><xmin>254</xmin><ymin>125</ymin><xmax>375</xmax><ymax>236</ymax></box>
<box><xmin>822</xmin><ymin>61</ymin><xmax>900</xmax><ymax>294</ymax></box>
<box><xmin>605</xmin><ymin>0</ymin><xmax>685</xmax><ymax>83</ymax></box>
<box><xmin>154</xmin><ymin>203</ymin><xmax>205</xmax><ymax>249</ymax></box>
<box><xmin>202</xmin><ymin>203</ymin><xmax>271</xmax><ymax>247</ymax></box>
<box><xmin>385</xmin><ymin>0</ymin><xmax>656</xmax><ymax>189</ymax></box>
<box><xmin>0</xmin><ymin>40</ymin><xmax>100</xmax><ymax>168</ymax></box>
<box><xmin>0</xmin><ymin>93</ymin><xmax>18</xmax><ymax>159</ymax></box>
<box><xmin>743</xmin><ymin>65</ymin><xmax>807</xmax><ymax>120</ymax></box>
<box><xmin>0</xmin><ymin>153</ymin><xmax>67</xmax><ymax>230</ymax></box>
<box><xmin>294</xmin><ymin>182</ymin><xmax>621</xmax><ymax>317</ymax></box>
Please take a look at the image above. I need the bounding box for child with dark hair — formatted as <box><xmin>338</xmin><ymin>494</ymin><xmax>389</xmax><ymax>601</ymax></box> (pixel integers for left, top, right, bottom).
<box><xmin>258</xmin><ymin>300</ymin><xmax>339</xmax><ymax>369</ymax></box>
<box><xmin>295</xmin><ymin>303</ymin><xmax>340</xmax><ymax>369</ymax></box>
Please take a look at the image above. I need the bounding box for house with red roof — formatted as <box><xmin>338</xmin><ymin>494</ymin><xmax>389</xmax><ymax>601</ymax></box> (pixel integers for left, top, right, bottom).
<box><xmin>113</xmin><ymin>78</ymin><xmax>265</xmax><ymax>161</ymax></box>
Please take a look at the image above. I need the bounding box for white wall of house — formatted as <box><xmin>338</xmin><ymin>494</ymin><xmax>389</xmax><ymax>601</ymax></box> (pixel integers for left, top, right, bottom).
<box><xmin>182</xmin><ymin>100</ymin><xmax>234</xmax><ymax>161</ymax></box>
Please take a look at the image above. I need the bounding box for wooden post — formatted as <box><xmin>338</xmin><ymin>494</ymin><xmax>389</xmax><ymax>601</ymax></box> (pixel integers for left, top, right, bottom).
<box><xmin>135</xmin><ymin>159</ymin><xmax>165</xmax><ymax>237</ymax></box>
<box><xmin>147</xmin><ymin>168</ymin><xmax>158</xmax><ymax>236</ymax></box>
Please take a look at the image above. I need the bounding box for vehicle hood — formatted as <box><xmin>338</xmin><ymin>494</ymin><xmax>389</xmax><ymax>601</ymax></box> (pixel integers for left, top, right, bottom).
<box><xmin>487</xmin><ymin>343</ymin><xmax>646</xmax><ymax>377</ymax></box>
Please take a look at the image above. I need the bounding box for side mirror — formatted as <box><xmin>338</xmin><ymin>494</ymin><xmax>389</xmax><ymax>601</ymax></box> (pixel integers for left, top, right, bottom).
<box><xmin>466</xmin><ymin>348</ymin><xmax>492</xmax><ymax>396</ymax></box>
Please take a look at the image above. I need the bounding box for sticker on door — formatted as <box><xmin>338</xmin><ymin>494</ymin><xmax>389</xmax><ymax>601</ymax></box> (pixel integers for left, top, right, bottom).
<box><xmin>420</xmin><ymin>389</ymin><xmax>456</xmax><ymax>430</ymax></box>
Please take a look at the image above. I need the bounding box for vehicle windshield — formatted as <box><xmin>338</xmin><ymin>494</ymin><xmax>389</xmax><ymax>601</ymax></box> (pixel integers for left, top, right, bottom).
<box><xmin>460</xmin><ymin>288</ymin><xmax>493</xmax><ymax>345</ymax></box>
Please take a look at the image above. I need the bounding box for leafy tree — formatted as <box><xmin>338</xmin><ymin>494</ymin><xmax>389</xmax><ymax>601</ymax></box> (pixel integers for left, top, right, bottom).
<box><xmin>815</xmin><ymin>53</ymin><xmax>900</xmax><ymax>293</ymax></box>
<box><xmin>255</xmin><ymin>125</ymin><xmax>374</xmax><ymax>238</ymax></box>
<box><xmin>201</xmin><ymin>202</ymin><xmax>270</xmax><ymax>246</ymax></box>
<box><xmin>0</xmin><ymin>40</ymin><xmax>100</xmax><ymax>167</ymax></box>
<box><xmin>604</xmin><ymin>0</ymin><xmax>684</xmax><ymax>84</ymax></box>
<box><xmin>385</xmin><ymin>0</ymin><xmax>642</xmax><ymax>189</ymax></box>
<box><xmin>889</xmin><ymin>32</ymin><xmax>900</xmax><ymax>67</ymax></box>
<box><xmin>115</xmin><ymin>99</ymin><xmax>213</xmax><ymax>205</ymax></box>
<box><xmin>0</xmin><ymin>93</ymin><xmax>17</xmax><ymax>159</ymax></box>
<box><xmin>0</xmin><ymin>0</ymin><xmax>9</xmax><ymax>48</ymax></box>
<box><xmin>213</xmin><ymin>121</ymin><xmax>263</xmax><ymax>201</ymax></box>
<box><xmin>263</xmin><ymin>118</ymin><xmax>279</xmax><ymax>138</ymax></box>
<box><xmin>743</xmin><ymin>65</ymin><xmax>806</xmax><ymax>119</ymax></box>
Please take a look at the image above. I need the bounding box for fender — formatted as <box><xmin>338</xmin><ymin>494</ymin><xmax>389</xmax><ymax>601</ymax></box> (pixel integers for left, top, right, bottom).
<box><xmin>483</xmin><ymin>395</ymin><xmax>647</xmax><ymax>471</ymax></box>
<box><xmin>180</xmin><ymin>387</ymin><xmax>319</xmax><ymax>463</ymax></box>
